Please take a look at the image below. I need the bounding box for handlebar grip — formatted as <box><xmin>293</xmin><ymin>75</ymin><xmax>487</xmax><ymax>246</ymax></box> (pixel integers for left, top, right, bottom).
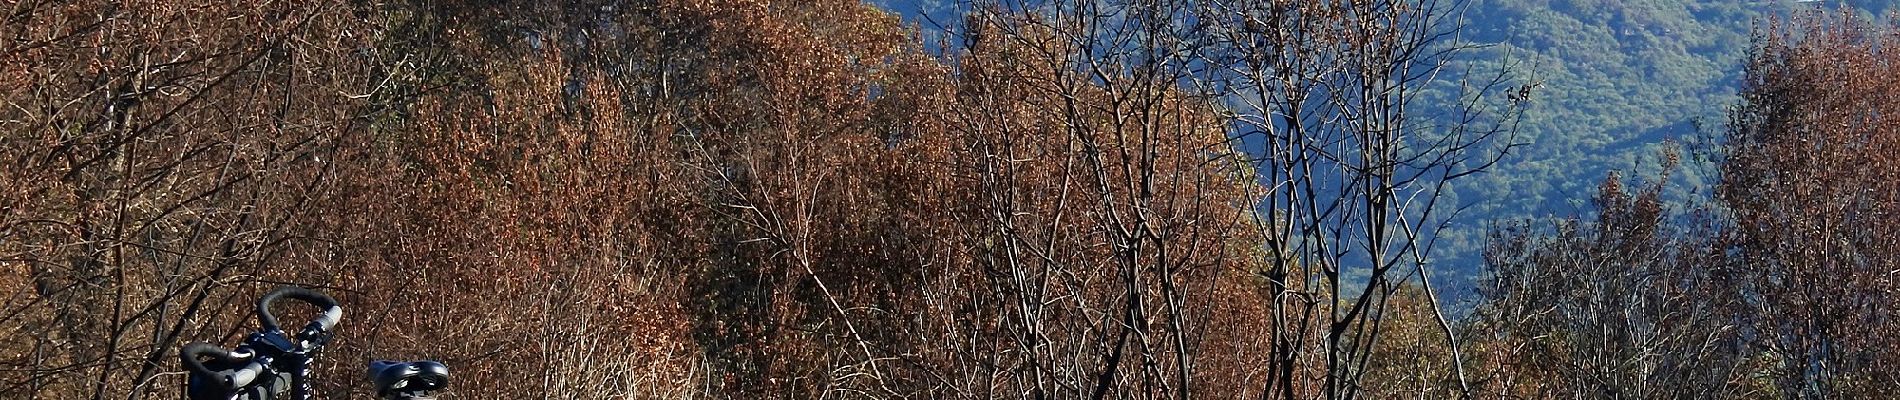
<box><xmin>257</xmin><ymin>286</ymin><xmax>342</xmax><ymax>333</ymax></box>
<box><xmin>180</xmin><ymin>343</ymin><xmax>233</xmax><ymax>380</ymax></box>
<box><xmin>181</xmin><ymin>343</ymin><xmax>265</xmax><ymax>389</ymax></box>
<box><xmin>227</xmin><ymin>360</ymin><xmax>267</xmax><ymax>389</ymax></box>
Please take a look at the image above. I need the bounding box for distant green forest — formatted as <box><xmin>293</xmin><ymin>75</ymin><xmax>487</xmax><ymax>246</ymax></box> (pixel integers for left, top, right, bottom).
<box><xmin>872</xmin><ymin>0</ymin><xmax>1889</xmax><ymax>300</ymax></box>
<box><xmin>1427</xmin><ymin>0</ymin><xmax>1889</xmax><ymax>291</ymax></box>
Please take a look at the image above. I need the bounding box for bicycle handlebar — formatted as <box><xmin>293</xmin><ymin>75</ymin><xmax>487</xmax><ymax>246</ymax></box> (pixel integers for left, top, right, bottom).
<box><xmin>181</xmin><ymin>342</ymin><xmax>267</xmax><ymax>390</ymax></box>
<box><xmin>257</xmin><ymin>286</ymin><xmax>342</xmax><ymax>334</ymax></box>
<box><xmin>183</xmin><ymin>286</ymin><xmax>350</xmax><ymax>400</ymax></box>
<box><xmin>180</xmin><ymin>343</ymin><xmax>235</xmax><ymax>378</ymax></box>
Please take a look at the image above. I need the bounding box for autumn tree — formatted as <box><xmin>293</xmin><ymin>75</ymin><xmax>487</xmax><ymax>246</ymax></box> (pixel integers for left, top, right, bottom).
<box><xmin>297</xmin><ymin>0</ymin><xmax>952</xmax><ymax>397</ymax></box>
<box><xmin>1468</xmin><ymin>155</ymin><xmax>1756</xmax><ymax>398</ymax></box>
<box><xmin>1717</xmin><ymin>10</ymin><xmax>1900</xmax><ymax>396</ymax></box>
<box><xmin>891</xmin><ymin>3</ymin><xmax>1271</xmax><ymax>398</ymax></box>
<box><xmin>919</xmin><ymin>0</ymin><xmax>1528</xmax><ymax>398</ymax></box>
<box><xmin>1190</xmin><ymin>0</ymin><xmax>1526</xmax><ymax>397</ymax></box>
<box><xmin>3</xmin><ymin>0</ymin><xmax>1523</xmax><ymax>399</ymax></box>
<box><xmin>0</xmin><ymin>1</ymin><xmax>381</xmax><ymax>398</ymax></box>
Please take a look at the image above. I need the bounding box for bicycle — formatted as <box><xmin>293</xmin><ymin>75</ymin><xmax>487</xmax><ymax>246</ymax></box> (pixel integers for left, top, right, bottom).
<box><xmin>180</xmin><ymin>287</ymin><xmax>449</xmax><ymax>400</ymax></box>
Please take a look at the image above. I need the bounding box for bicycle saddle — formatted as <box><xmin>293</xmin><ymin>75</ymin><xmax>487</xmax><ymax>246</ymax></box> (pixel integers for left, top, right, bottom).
<box><xmin>368</xmin><ymin>360</ymin><xmax>449</xmax><ymax>399</ymax></box>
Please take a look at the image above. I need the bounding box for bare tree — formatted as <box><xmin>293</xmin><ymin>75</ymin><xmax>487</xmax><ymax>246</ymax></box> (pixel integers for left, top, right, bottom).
<box><xmin>911</xmin><ymin>1</ymin><xmax>1270</xmax><ymax>398</ymax></box>
<box><xmin>0</xmin><ymin>1</ymin><xmax>375</xmax><ymax>398</ymax></box>
<box><xmin>1</xmin><ymin>1</ymin><xmax>1523</xmax><ymax>398</ymax></box>
<box><xmin>916</xmin><ymin>0</ymin><xmax>1522</xmax><ymax>398</ymax></box>
<box><xmin>1470</xmin><ymin>160</ymin><xmax>1754</xmax><ymax>399</ymax></box>
<box><xmin>1190</xmin><ymin>0</ymin><xmax>1524</xmax><ymax>397</ymax></box>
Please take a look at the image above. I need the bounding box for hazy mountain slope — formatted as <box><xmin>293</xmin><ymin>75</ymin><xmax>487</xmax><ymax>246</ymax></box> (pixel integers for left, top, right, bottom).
<box><xmin>864</xmin><ymin>0</ymin><xmax>1877</xmax><ymax>300</ymax></box>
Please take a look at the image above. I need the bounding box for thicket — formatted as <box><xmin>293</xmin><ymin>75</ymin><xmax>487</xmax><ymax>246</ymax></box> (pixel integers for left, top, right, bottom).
<box><xmin>0</xmin><ymin>0</ymin><xmax>1462</xmax><ymax>397</ymax></box>
<box><xmin>3</xmin><ymin>0</ymin><xmax>1895</xmax><ymax>399</ymax></box>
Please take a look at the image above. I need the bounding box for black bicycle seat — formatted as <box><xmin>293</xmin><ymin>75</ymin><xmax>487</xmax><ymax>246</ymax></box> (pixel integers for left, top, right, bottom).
<box><xmin>368</xmin><ymin>360</ymin><xmax>448</xmax><ymax>399</ymax></box>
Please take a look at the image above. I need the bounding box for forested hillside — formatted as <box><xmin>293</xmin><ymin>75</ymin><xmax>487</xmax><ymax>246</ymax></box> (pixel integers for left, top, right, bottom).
<box><xmin>1472</xmin><ymin>11</ymin><xmax>1900</xmax><ymax>395</ymax></box>
<box><xmin>1428</xmin><ymin>0</ymin><xmax>1811</xmax><ymax>284</ymax></box>
<box><xmin>873</xmin><ymin>0</ymin><xmax>1893</xmax><ymax>297</ymax></box>
<box><xmin>1416</xmin><ymin>0</ymin><xmax>1899</xmax><ymax>293</ymax></box>
<box><xmin>5</xmin><ymin>0</ymin><xmax>1900</xmax><ymax>398</ymax></box>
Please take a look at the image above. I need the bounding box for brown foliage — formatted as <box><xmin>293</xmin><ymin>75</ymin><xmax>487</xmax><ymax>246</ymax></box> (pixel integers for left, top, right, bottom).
<box><xmin>1</xmin><ymin>0</ymin><xmax>377</xmax><ymax>397</ymax></box>
<box><xmin>1</xmin><ymin>0</ymin><xmax>1494</xmax><ymax>398</ymax></box>
<box><xmin>1718</xmin><ymin>9</ymin><xmax>1900</xmax><ymax>396</ymax></box>
<box><xmin>899</xmin><ymin>7</ymin><xmax>1270</xmax><ymax>398</ymax></box>
<box><xmin>306</xmin><ymin>0</ymin><xmax>950</xmax><ymax>396</ymax></box>
<box><xmin>1470</xmin><ymin>159</ymin><xmax>1756</xmax><ymax>398</ymax></box>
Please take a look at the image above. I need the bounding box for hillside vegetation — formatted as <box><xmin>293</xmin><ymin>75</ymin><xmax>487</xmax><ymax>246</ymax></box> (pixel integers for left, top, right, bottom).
<box><xmin>1428</xmin><ymin>0</ymin><xmax>1897</xmax><ymax>289</ymax></box>
<box><xmin>875</xmin><ymin>0</ymin><xmax>1890</xmax><ymax>299</ymax></box>
<box><xmin>3</xmin><ymin>0</ymin><xmax>1899</xmax><ymax>398</ymax></box>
